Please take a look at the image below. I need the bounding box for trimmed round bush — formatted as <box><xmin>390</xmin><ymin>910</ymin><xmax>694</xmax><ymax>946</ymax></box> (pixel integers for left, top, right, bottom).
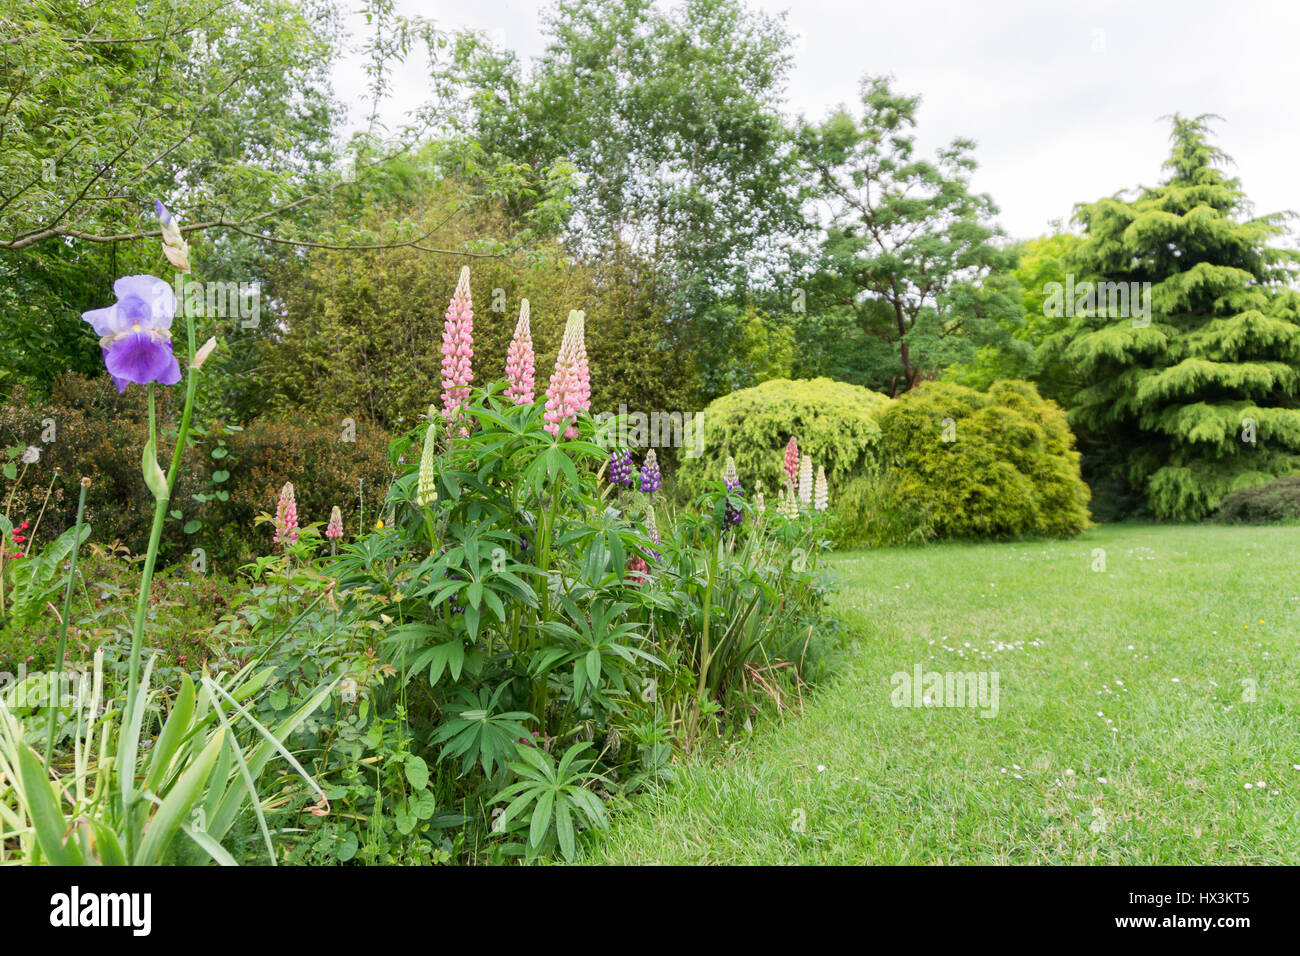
<box><xmin>675</xmin><ymin>377</ymin><xmax>891</xmax><ymax>499</ymax></box>
<box><xmin>875</xmin><ymin>380</ymin><xmax>1090</xmax><ymax>539</ymax></box>
<box><xmin>1212</xmin><ymin>475</ymin><xmax>1300</xmax><ymax>524</ymax></box>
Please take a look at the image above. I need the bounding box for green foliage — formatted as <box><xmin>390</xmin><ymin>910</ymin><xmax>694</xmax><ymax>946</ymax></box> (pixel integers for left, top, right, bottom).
<box><xmin>1043</xmin><ymin>115</ymin><xmax>1300</xmax><ymax>521</ymax></box>
<box><xmin>0</xmin><ymin>375</ymin><xmax>391</xmax><ymax>568</ymax></box>
<box><xmin>829</xmin><ymin>474</ymin><xmax>933</xmax><ymax>550</ymax></box>
<box><xmin>693</xmin><ymin>302</ymin><xmax>796</xmax><ymax>399</ymax></box>
<box><xmin>675</xmin><ymin>377</ymin><xmax>890</xmax><ymax>501</ymax></box>
<box><xmin>0</xmin><ymin>0</ymin><xmax>343</xmax><ymax>250</ymax></box>
<box><xmin>946</xmin><ymin>231</ymin><xmax>1084</xmax><ymax>399</ymax></box>
<box><xmin>875</xmin><ymin>380</ymin><xmax>1091</xmax><ymax>539</ymax></box>
<box><xmin>1212</xmin><ymin>475</ymin><xmax>1300</xmax><ymax>525</ymax></box>
<box><xmin>493</xmin><ymin>741</ymin><xmax>607</xmax><ymax>862</ymax></box>
<box><xmin>435</xmin><ymin>0</ymin><xmax>804</xmax><ymax>405</ymax></box>
<box><xmin>0</xmin><ymin>517</ymin><xmax>90</xmax><ymax>630</ymax></box>
<box><xmin>240</xmin><ymin>369</ymin><xmax>842</xmax><ymax>863</ymax></box>
<box><xmin>0</xmin><ymin>655</ymin><xmax>332</xmax><ymax>866</ymax></box>
<box><xmin>795</xmin><ymin>76</ymin><xmax>1023</xmax><ymax>394</ymax></box>
<box><xmin>258</xmin><ymin>187</ymin><xmax>698</xmax><ymax>430</ymax></box>
<box><xmin>443</xmin><ymin>0</ymin><xmax>800</xmax><ymax>289</ymax></box>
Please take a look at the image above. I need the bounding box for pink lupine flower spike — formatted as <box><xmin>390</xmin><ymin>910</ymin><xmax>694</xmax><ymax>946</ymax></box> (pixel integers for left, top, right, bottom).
<box><xmin>440</xmin><ymin>266</ymin><xmax>474</xmax><ymax>431</ymax></box>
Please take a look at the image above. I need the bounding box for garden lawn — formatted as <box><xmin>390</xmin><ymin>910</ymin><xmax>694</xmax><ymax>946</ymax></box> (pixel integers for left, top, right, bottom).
<box><xmin>585</xmin><ymin>524</ymin><xmax>1300</xmax><ymax>864</ymax></box>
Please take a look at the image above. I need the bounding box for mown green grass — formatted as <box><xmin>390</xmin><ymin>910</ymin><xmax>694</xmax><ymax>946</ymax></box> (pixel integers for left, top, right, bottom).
<box><xmin>585</xmin><ymin>524</ymin><xmax>1300</xmax><ymax>863</ymax></box>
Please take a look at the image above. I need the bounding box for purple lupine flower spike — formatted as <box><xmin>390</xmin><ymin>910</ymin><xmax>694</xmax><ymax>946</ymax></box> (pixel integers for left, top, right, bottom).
<box><xmin>608</xmin><ymin>448</ymin><xmax>634</xmax><ymax>486</ymax></box>
<box><xmin>639</xmin><ymin>448</ymin><xmax>661</xmax><ymax>494</ymax></box>
<box><xmin>81</xmin><ymin>275</ymin><xmax>182</xmax><ymax>393</ymax></box>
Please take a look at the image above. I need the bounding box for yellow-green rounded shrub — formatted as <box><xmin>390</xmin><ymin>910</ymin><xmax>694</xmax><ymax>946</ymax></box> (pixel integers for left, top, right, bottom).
<box><xmin>876</xmin><ymin>380</ymin><xmax>1090</xmax><ymax>538</ymax></box>
<box><xmin>675</xmin><ymin>377</ymin><xmax>890</xmax><ymax>498</ymax></box>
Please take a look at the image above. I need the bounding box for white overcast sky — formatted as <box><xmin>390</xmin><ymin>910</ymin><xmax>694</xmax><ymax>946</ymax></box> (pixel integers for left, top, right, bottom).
<box><xmin>332</xmin><ymin>0</ymin><xmax>1300</xmax><ymax>241</ymax></box>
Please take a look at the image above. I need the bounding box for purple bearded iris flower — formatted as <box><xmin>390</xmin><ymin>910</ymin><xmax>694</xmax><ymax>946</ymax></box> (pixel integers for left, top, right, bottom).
<box><xmin>81</xmin><ymin>275</ymin><xmax>182</xmax><ymax>393</ymax></box>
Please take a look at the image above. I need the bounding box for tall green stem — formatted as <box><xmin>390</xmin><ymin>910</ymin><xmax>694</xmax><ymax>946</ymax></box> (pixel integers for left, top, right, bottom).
<box><xmin>697</xmin><ymin>536</ymin><xmax>718</xmax><ymax>698</ymax></box>
<box><xmin>687</xmin><ymin>533</ymin><xmax>720</xmax><ymax>747</ymax></box>
<box><xmin>528</xmin><ymin>485</ymin><xmax>563</xmax><ymax>727</ymax></box>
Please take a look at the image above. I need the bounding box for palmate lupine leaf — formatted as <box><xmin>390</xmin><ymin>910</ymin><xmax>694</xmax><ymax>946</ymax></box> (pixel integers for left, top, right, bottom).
<box><xmin>492</xmin><ymin>741</ymin><xmax>607</xmax><ymax>861</ymax></box>
<box><xmin>429</xmin><ymin>687</ymin><xmax>535</xmax><ymax>776</ymax></box>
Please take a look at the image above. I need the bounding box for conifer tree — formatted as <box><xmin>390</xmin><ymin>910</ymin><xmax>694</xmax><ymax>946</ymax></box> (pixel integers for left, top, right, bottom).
<box><xmin>1045</xmin><ymin>115</ymin><xmax>1300</xmax><ymax>520</ymax></box>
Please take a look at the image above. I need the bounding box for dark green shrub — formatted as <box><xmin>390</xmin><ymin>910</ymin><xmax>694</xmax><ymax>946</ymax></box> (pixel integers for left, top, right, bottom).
<box><xmin>675</xmin><ymin>377</ymin><xmax>890</xmax><ymax>500</ymax></box>
<box><xmin>201</xmin><ymin>417</ymin><xmax>392</xmax><ymax>566</ymax></box>
<box><xmin>875</xmin><ymin>380</ymin><xmax>1090</xmax><ymax>539</ymax></box>
<box><xmin>1212</xmin><ymin>475</ymin><xmax>1300</xmax><ymax>524</ymax></box>
<box><xmin>0</xmin><ymin>374</ymin><xmax>391</xmax><ymax>568</ymax></box>
<box><xmin>0</xmin><ymin>375</ymin><xmax>199</xmax><ymax>559</ymax></box>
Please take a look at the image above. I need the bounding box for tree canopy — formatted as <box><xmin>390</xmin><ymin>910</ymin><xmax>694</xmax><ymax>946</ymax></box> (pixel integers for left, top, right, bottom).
<box><xmin>1044</xmin><ymin>115</ymin><xmax>1300</xmax><ymax>520</ymax></box>
<box><xmin>796</xmin><ymin>76</ymin><xmax>1022</xmax><ymax>396</ymax></box>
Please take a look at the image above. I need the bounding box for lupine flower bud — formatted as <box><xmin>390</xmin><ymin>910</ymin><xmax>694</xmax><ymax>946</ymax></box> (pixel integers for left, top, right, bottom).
<box><xmin>639</xmin><ymin>448</ymin><xmax>661</xmax><ymax>494</ymax></box>
<box><xmin>417</xmin><ymin>417</ymin><xmax>439</xmax><ymax>506</ymax></box>
<box><xmin>723</xmin><ymin>456</ymin><xmax>741</xmax><ymax>492</ymax></box>
<box><xmin>644</xmin><ymin>504</ymin><xmax>661</xmax><ymax>562</ymax></box>
<box><xmin>798</xmin><ymin>454</ymin><xmax>813</xmax><ymax>506</ymax></box>
<box><xmin>572</xmin><ymin>311</ymin><xmax>590</xmax><ymax>414</ymax></box>
<box><xmin>755</xmin><ymin>483</ymin><xmax>766</xmax><ymax>516</ymax></box>
<box><xmin>440</xmin><ymin>266</ymin><xmax>474</xmax><ymax>428</ymax></box>
<box><xmin>326</xmin><ymin>506</ymin><xmax>344</xmax><ymax>539</ymax></box>
<box><xmin>505</xmin><ymin>299</ymin><xmax>535</xmax><ymax>405</ymax></box>
<box><xmin>784</xmin><ymin>436</ymin><xmax>799</xmax><ymax>488</ymax></box>
<box><xmin>814</xmin><ymin>465</ymin><xmax>828</xmax><ymax>512</ymax></box>
<box><xmin>777</xmin><ymin>485</ymin><xmax>798</xmax><ymax>519</ymax></box>
<box><xmin>722</xmin><ymin>456</ymin><xmax>743</xmax><ymax>527</ymax></box>
<box><xmin>274</xmin><ymin>482</ymin><xmax>299</xmax><ymax>543</ymax></box>
<box><xmin>608</xmin><ymin>448</ymin><xmax>634</xmax><ymax>485</ymax></box>
<box><xmin>626</xmin><ymin>554</ymin><xmax>649</xmax><ymax>587</ymax></box>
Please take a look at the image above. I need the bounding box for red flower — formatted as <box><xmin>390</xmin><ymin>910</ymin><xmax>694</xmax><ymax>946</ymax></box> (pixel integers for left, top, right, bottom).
<box><xmin>626</xmin><ymin>555</ymin><xmax>649</xmax><ymax>587</ymax></box>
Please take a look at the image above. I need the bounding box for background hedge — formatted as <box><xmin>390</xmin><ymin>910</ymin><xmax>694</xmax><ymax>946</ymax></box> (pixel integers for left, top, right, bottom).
<box><xmin>0</xmin><ymin>374</ymin><xmax>391</xmax><ymax>569</ymax></box>
<box><xmin>1212</xmin><ymin>475</ymin><xmax>1300</xmax><ymax>524</ymax></box>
